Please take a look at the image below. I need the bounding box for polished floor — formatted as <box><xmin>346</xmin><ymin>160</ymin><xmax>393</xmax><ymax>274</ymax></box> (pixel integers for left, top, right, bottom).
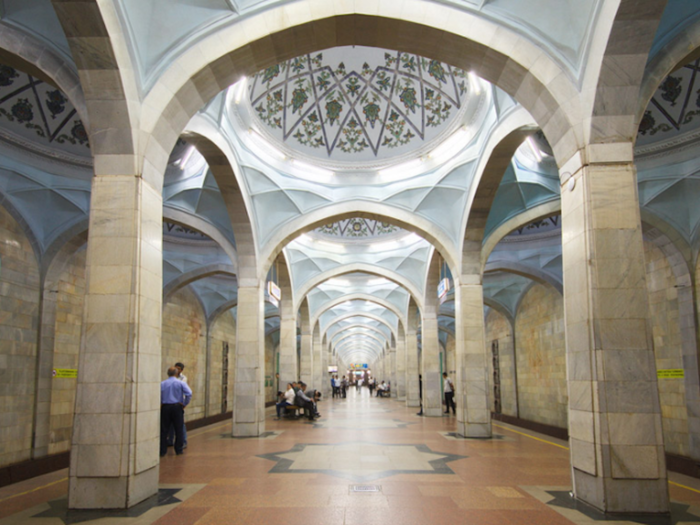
<box><xmin>2</xmin><ymin>388</ymin><xmax>700</xmax><ymax>524</ymax></box>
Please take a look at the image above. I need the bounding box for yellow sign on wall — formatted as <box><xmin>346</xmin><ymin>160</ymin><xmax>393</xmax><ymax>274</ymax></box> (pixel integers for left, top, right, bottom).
<box><xmin>53</xmin><ymin>368</ymin><xmax>77</xmax><ymax>378</ymax></box>
<box><xmin>657</xmin><ymin>369</ymin><xmax>684</xmax><ymax>379</ymax></box>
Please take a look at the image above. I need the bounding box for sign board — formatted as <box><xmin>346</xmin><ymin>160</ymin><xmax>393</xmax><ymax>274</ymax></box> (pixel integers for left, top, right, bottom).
<box><xmin>53</xmin><ymin>368</ymin><xmax>77</xmax><ymax>378</ymax></box>
<box><xmin>328</xmin><ymin>365</ymin><xmax>338</xmax><ymax>373</ymax></box>
<box><xmin>438</xmin><ymin>278</ymin><xmax>451</xmax><ymax>304</ymax></box>
<box><xmin>266</xmin><ymin>281</ymin><xmax>281</xmax><ymax>308</ymax></box>
<box><xmin>350</xmin><ymin>363</ymin><xmax>368</xmax><ymax>369</ymax></box>
<box><xmin>657</xmin><ymin>369</ymin><xmax>684</xmax><ymax>379</ymax></box>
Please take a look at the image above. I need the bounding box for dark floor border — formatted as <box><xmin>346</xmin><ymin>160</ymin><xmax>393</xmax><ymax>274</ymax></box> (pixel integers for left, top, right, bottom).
<box><xmin>491</xmin><ymin>412</ymin><xmax>569</xmax><ymax>441</ymax></box>
<box><xmin>185</xmin><ymin>411</ymin><xmax>232</xmax><ymax>431</ymax></box>
<box><xmin>491</xmin><ymin>412</ymin><xmax>700</xmax><ymax>479</ymax></box>
<box><xmin>0</xmin><ymin>451</ymin><xmax>69</xmax><ymax>489</ymax></box>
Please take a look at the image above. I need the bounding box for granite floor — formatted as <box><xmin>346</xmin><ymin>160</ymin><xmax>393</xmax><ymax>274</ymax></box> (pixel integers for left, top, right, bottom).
<box><xmin>2</xmin><ymin>388</ymin><xmax>700</xmax><ymax>524</ymax></box>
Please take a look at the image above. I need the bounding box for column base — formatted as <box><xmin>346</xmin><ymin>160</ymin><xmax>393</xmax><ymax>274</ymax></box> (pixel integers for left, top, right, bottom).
<box><xmin>457</xmin><ymin>421</ymin><xmax>492</xmax><ymax>438</ymax></box>
<box><xmin>68</xmin><ymin>466</ymin><xmax>158</xmax><ymax>509</ymax></box>
<box><xmin>232</xmin><ymin>421</ymin><xmax>265</xmax><ymax>437</ymax></box>
<box><xmin>573</xmin><ymin>468</ymin><xmax>669</xmax><ymax>514</ymax></box>
<box><xmin>422</xmin><ymin>407</ymin><xmax>443</xmax><ymax>417</ymax></box>
<box><xmin>398</xmin><ymin>396</ymin><xmax>406</xmax><ymax>402</ymax></box>
<box><xmin>406</xmin><ymin>400</ymin><xmax>420</xmax><ymax>407</ymax></box>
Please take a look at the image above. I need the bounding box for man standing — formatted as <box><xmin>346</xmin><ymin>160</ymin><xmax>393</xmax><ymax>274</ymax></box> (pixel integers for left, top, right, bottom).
<box><xmin>161</xmin><ymin>367</ymin><xmax>192</xmax><ymax>456</ymax></box>
<box><xmin>443</xmin><ymin>372</ymin><xmax>456</xmax><ymax>415</ymax></box>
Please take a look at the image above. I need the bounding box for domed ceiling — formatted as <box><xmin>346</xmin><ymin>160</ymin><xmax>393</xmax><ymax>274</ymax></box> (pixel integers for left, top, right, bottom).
<box><xmin>246</xmin><ymin>46</ymin><xmax>471</xmax><ymax>166</ymax></box>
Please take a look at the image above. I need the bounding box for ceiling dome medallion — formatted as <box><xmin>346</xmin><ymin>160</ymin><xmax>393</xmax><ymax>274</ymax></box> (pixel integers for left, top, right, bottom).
<box><xmin>246</xmin><ymin>47</ymin><xmax>471</xmax><ymax>165</ymax></box>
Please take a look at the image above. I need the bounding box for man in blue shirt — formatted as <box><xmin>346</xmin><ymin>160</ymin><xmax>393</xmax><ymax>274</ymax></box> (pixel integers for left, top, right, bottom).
<box><xmin>160</xmin><ymin>366</ymin><xmax>192</xmax><ymax>456</ymax></box>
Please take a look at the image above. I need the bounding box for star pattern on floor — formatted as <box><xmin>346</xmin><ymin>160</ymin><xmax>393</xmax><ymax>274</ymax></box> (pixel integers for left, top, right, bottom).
<box><xmin>257</xmin><ymin>442</ymin><xmax>467</xmax><ymax>482</ymax></box>
<box><xmin>32</xmin><ymin>489</ymin><xmax>181</xmax><ymax>524</ymax></box>
<box><xmin>545</xmin><ymin>490</ymin><xmax>700</xmax><ymax>524</ymax></box>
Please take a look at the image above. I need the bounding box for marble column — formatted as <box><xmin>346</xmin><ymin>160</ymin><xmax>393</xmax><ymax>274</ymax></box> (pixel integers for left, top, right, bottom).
<box><xmin>69</xmin><ymin>176</ymin><xmax>161</xmax><ymax>509</ymax></box>
<box><xmin>406</xmin><ymin>302</ymin><xmax>421</xmax><ymax>408</ymax></box>
<box><xmin>277</xmin><ymin>259</ymin><xmax>297</xmax><ymax>385</ymax></box>
<box><xmin>299</xmin><ymin>318</ymin><xmax>312</xmax><ymax>386</ymax></box>
<box><xmin>312</xmin><ymin>324</ymin><xmax>324</xmax><ymax>393</ymax></box>
<box><xmin>454</xmin><ymin>282</ymin><xmax>491</xmax><ymax>437</ymax></box>
<box><xmin>396</xmin><ymin>326</ymin><xmax>407</xmax><ymax>401</ymax></box>
<box><xmin>388</xmin><ymin>343</ymin><xmax>397</xmax><ymax>397</ymax></box>
<box><xmin>421</xmin><ymin>311</ymin><xmax>442</xmax><ymax>416</ymax></box>
<box><xmin>232</xmin><ymin>284</ymin><xmax>265</xmax><ymax>437</ymax></box>
<box><xmin>561</xmin><ymin>157</ymin><xmax>668</xmax><ymax>513</ymax></box>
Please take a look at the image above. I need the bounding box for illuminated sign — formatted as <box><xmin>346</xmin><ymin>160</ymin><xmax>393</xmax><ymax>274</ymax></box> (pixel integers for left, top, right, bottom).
<box><xmin>266</xmin><ymin>281</ymin><xmax>281</xmax><ymax>307</ymax></box>
<box><xmin>657</xmin><ymin>369</ymin><xmax>684</xmax><ymax>379</ymax></box>
<box><xmin>438</xmin><ymin>278</ymin><xmax>451</xmax><ymax>304</ymax></box>
<box><xmin>53</xmin><ymin>368</ymin><xmax>77</xmax><ymax>378</ymax></box>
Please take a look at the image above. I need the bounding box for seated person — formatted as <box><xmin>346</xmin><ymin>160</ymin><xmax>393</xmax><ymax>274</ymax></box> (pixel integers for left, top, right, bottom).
<box><xmin>295</xmin><ymin>383</ymin><xmax>321</xmax><ymax>420</ymax></box>
<box><xmin>275</xmin><ymin>383</ymin><xmax>296</xmax><ymax>419</ymax></box>
<box><xmin>377</xmin><ymin>381</ymin><xmax>389</xmax><ymax>397</ymax></box>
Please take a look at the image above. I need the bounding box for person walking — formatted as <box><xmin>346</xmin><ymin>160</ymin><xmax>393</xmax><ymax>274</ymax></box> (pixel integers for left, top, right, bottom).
<box><xmin>160</xmin><ymin>366</ymin><xmax>192</xmax><ymax>456</ymax></box>
<box><xmin>443</xmin><ymin>372</ymin><xmax>456</xmax><ymax>415</ymax></box>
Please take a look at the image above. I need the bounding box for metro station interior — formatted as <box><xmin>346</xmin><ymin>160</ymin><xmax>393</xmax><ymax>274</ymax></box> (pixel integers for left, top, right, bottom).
<box><xmin>2</xmin><ymin>0</ymin><xmax>700</xmax><ymax>524</ymax></box>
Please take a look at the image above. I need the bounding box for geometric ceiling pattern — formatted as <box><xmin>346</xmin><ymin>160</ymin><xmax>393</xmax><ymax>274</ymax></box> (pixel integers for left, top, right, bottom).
<box><xmin>248</xmin><ymin>47</ymin><xmax>470</xmax><ymax>163</ymax></box>
<box><xmin>0</xmin><ymin>64</ymin><xmax>89</xmax><ymax>158</ymax></box>
<box><xmin>313</xmin><ymin>218</ymin><xmax>403</xmax><ymax>240</ymax></box>
<box><xmin>637</xmin><ymin>58</ymin><xmax>700</xmax><ymax>147</ymax></box>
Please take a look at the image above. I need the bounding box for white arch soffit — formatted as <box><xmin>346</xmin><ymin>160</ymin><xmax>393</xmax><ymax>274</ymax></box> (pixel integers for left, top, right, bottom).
<box><xmin>310</xmin><ymin>292</ymin><xmax>406</xmax><ymax>330</ymax></box>
<box><xmin>141</xmin><ymin>0</ymin><xmax>579</xmax><ymax>137</ymax></box>
<box><xmin>329</xmin><ymin>323</ymin><xmax>391</xmax><ymax>347</ymax></box>
<box><xmin>322</xmin><ymin>312</ymin><xmax>397</xmax><ymax>344</ymax></box>
<box><xmin>332</xmin><ymin>330</ymin><xmax>389</xmax><ymax>353</ymax></box>
<box><xmin>483</xmin><ymin>262</ymin><xmax>562</xmax><ymax>295</ymax></box>
<box><xmin>456</xmin><ymin>109</ymin><xmax>538</xmax><ymax>274</ymax></box>
<box><xmin>163</xmin><ymin>207</ymin><xmax>239</xmax><ymax>272</ymax></box>
<box><xmin>270</xmin><ymin>200</ymin><xmax>458</xmax><ymax>278</ymax></box>
<box><xmin>326</xmin><ymin>322</ymin><xmax>392</xmax><ymax>349</ymax></box>
<box><xmin>297</xmin><ymin>263</ymin><xmax>424</xmax><ymax>313</ymax></box>
<box><xmin>481</xmin><ymin>200</ymin><xmax>562</xmax><ymax>267</ymax></box>
<box><xmin>335</xmin><ymin>338</ymin><xmax>384</xmax><ymax>358</ymax></box>
<box><xmin>163</xmin><ymin>264</ymin><xmax>237</xmax><ymax>303</ymax></box>
<box><xmin>184</xmin><ymin>115</ymin><xmax>262</xmax><ymax>277</ymax></box>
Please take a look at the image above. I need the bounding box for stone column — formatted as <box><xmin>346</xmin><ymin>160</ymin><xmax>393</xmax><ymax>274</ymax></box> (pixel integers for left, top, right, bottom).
<box><xmin>388</xmin><ymin>343</ymin><xmax>397</xmax><ymax>397</ymax></box>
<box><xmin>396</xmin><ymin>326</ymin><xmax>407</xmax><ymax>401</ymax></box>
<box><xmin>406</xmin><ymin>302</ymin><xmax>421</xmax><ymax>407</ymax></box>
<box><xmin>278</xmin><ymin>267</ymin><xmax>297</xmax><ymax>385</ymax></box>
<box><xmin>232</xmin><ymin>284</ymin><xmax>265</xmax><ymax>437</ymax></box>
<box><xmin>421</xmin><ymin>311</ymin><xmax>442</xmax><ymax>416</ymax></box>
<box><xmin>69</xmin><ymin>176</ymin><xmax>161</xmax><ymax>509</ymax></box>
<box><xmin>455</xmin><ymin>282</ymin><xmax>491</xmax><ymax>437</ymax></box>
<box><xmin>299</xmin><ymin>318</ymin><xmax>312</xmax><ymax>385</ymax></box>
<box><xmin>562</xmin><ymin>157</ymin><xmax>668</xmax><ymax>513</ymax></box>
<box><xmin>312</xmin><ymin>324</ymin><xmax>324</xmax><ymax>393</ymax></box>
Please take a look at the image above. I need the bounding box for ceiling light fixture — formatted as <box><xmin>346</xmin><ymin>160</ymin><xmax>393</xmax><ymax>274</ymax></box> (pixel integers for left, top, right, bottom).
<box><xmin>527</xmin><ymin>137</ymin><xmax>543</xmax><ymax>162</ymax></box>
<box><xmin>469</xmin><ymin>72</ymin><xmax>481</xmax><ymax>96</ymax></box>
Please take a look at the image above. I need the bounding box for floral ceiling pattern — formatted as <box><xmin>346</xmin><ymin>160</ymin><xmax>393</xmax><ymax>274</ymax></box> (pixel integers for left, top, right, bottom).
<box><xmin>0</xmin><ymin>64</ymin><xmax>89</xmax><ymax>157</ymax></box>
<box><xmin>248</xmin><ymin>47</ymin><xmax>470</xmax><ymax>163</ymax></box>
<box><xmin>314</xmin><ymin>218</ymin><xmax>402</xmax><ymax>239</ymax></box>
<box><xmin>637</xmin><ymin>58</ymin><xmax>700</xmax><ymax>147</ymax></box>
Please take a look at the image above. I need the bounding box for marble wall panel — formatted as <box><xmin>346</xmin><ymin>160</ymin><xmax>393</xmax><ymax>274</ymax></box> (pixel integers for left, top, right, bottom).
<box><xmin>162</xmin><ymin>286</ymin><xmax>207</xmax><ymax>422</ymax></box>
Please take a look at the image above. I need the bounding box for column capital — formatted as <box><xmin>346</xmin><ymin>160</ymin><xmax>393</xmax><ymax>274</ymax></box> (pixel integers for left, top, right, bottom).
<box><xmin>559</xmin><ymin>143</ymin><xmax>635</xmax><ymax>185</ymax></box>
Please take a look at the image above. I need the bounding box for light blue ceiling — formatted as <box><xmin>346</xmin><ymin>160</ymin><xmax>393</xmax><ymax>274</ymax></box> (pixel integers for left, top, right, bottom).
<box><xmin>650</xmin><ymin>0</ymin><xmax>700</xmax><ymax>62</ymax></box>
<box><xmin>0</xmin><ymin>0</ymin><xmax>72</xmax><ymax>64</ymax></box>
<box><xmin>482</xmin><ymin>271</ymin><xmax>534</xmax><ymax>319</ymax></box>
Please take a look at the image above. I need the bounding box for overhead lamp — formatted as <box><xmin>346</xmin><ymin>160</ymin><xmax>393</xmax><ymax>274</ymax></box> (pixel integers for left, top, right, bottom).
<box><xmin>178</xmin><ymin>145</ymin><xmax>196</xmax><ymax>167</ymax></box>
<box><xmin>289</xmin><ymin>158</ymin><xmax>335</xmax><ymax>181</ymax></box>
<box><xmin>468</xmin><ymin>72</ymin><xmax>481</xmax><ymax>96</ymax></box>
<box><xmin>234</xmin><ymin>76</ymin><xmax>247</xmax><ymax>104</ymax></box>
<box><xmin>427</xmin><ymin>126</ymin><xmax>469</xmax><ymax>161</ymax></box>
<box><xmin>378</xmin><ymin>157</ymin><xmax>424</xmax><ymax>180</ymax></box>
<box><xmin>527</xmin><ymin>137</ymin><xmax>543</xmax><ymax>162</ymax></box>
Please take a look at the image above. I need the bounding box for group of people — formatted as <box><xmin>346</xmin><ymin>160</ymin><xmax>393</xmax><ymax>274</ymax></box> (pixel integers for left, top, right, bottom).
<box><xmin>330</xmin><ymin>375</ymin><xmax>348</xmax><ymax>398</ymax></box>
<box><xmin>160</xmin><ymin>362</ymin><xmax>191</xmax><ymax>457</ymax></box>
<box><xmin>275</xmin><ymin>381</ymin><xmax>322</xmax><ymax>421</ymax></box>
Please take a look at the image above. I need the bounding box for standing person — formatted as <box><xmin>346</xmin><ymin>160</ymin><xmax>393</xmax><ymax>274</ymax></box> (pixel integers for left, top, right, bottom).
<box><xmin>331</xmin><ymin>375</ymin><xmax>337</xmax><ymax>398</ymax></box>
<box><xmin>167</xmin><ymin>362</ymin><xmax>189</xmax><ymax>448</ymax></box>
<box><xmin>341</xmin><ymin>376</ymin><xmax>347</xmax><ymax>398</ymax></box>
<box><xmin>417</xmin><ymin>374</ymin><xmax>423</xmax><ymax>416</ymax></box>
<box><xmin>368</xmin><ymin>377</ymin><xmax>375</xmax><ymax>396</ymax></box>
<box><xmin>160</xmin><ymin>367</ymin><xmax>192</xmax><ymax>456</ymax></box>
<box><xmin>443</xmin><ymin>372</ymin><xmax>456</xmax><ymax>415</ymax></box>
